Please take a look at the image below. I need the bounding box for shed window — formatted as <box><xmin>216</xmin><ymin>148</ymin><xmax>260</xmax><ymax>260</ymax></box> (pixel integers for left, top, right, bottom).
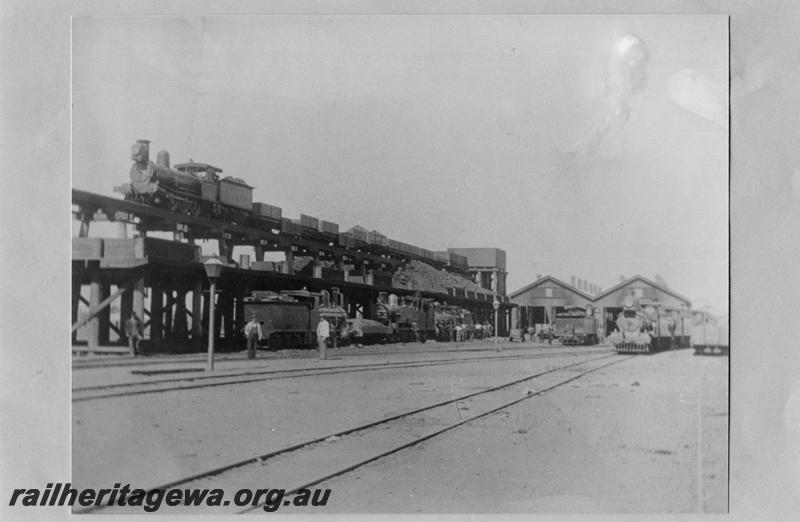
<box><xmin>634</xmin><ymin>288</ymin><xmax>643</xmax><ymax>297</ymax></box>
<box><xmin>545</xmin><ymin>288</ymin><xmax>553</xmax><ymax>297</ymax></box>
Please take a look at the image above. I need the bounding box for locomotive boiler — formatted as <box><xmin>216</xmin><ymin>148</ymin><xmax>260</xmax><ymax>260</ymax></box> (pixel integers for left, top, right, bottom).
<box><xmin>114</xmin><ymin>139</ymin><xmax>253</xmax><ymax>221</ymax></box>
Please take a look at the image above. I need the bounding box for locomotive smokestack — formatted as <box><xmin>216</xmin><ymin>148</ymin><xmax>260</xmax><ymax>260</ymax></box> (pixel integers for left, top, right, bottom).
<box><xmin>132</xmin><ymin>139</ymin><xmax>151</xmax><ymax>164</ymax></box>
<box><xmin>156</xmin><ymin>150</ymin><xmax>170</xmax><ymax>168</ymax></box>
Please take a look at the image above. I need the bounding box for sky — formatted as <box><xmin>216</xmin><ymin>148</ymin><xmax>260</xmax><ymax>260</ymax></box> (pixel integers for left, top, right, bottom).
<box><xmin>72</xmin><ymin>15</ymin><xmax>729</xmax><ymax>313</ymax></box>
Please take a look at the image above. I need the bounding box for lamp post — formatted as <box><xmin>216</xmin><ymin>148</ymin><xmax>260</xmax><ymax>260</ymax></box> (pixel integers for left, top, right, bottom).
<box><xmin>492</xmin><ymin>297</ymin><xmax>500</xmax><ymax>351</ymax></box>
<box><xmin>203</xmin><ymin>257</ymin><xmax>225</xmax><ymax>371</ymax></box>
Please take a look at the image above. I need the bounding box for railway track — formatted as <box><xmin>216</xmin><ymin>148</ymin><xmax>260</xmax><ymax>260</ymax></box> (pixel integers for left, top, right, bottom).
<box><xmin>72</xmin><ymin>348</ymin><xmax>614</xmax><ymax>402</ymax></box>
<box><xmin>71</xmin><ymin>342</ymin><xmax>576</xmax><ymax>370</ymax></box>
<box><xmin>81</xmin><ymin>353</ymin><xmax>632</xmax><ymax>514</ymax></box>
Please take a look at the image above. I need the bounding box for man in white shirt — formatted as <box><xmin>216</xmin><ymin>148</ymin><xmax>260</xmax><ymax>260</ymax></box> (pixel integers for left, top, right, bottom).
<box><xmin>243</xmin><ymin>314</ymin><xmax>262</xmax><ymax>360</ymax></box>
<box><xmin>316</xmin><ymin>316</ymin><xmax>330</xmax><ymax>360</ymax></box>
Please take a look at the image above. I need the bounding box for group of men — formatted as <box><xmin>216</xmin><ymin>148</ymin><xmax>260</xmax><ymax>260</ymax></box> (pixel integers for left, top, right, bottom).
<box><xmin>124</xmin><ymin>312</ymin><xmax>333</xmax><ymax>361</ymax></box>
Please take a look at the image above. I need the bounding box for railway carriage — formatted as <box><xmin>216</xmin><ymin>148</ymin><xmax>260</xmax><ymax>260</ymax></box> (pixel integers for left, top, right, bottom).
<box><xmin>691</xmin><ymin>311</ymin><xmax>729</xmax><ymax>356</ymax></box>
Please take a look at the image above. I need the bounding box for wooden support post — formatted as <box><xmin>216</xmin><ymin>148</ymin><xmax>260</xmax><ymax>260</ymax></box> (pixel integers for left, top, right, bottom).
<box><xmin>283</xmin><ymin>250</ymin><xmax>294</xmax><ymax>275</ymax></box>
<box><xmin>88</xmin><ymin>272</ymin><xmax>101</xmax><ymax>352</ymax></box>
<box><xmin>163</xmin><ymin>289</ymin><xmax>174</xmax><ymax>342</ymax></box>
<box><xmin>173</xmin><ymin>289</ymin><xmax>188</xmax><ymax>347</ymax></box>
<box><xmin>72</xmin><ymin>275</ymin><xmax>82</xmax><ymax>345</ymax></box>
<box><xmin>234</xmin><ymin>286</ymin><xmax>244</xmax><ymax>342</ymax></box>
<box><xmin>220</xmin><ymin>290</ymin><xmax>234</xmax><ymax>347</ymax></box>
<box><xmin>78</xmin><ymin>215</ymin><xmax>91</xmax><ymax>238</ymax></box>
<box><xmin>120</xmin><ymin>283</ymin><xmax>133</xmax><ymax>345</ymax></box>
<box><xmin>313</xmin><ymin>253</ymin><xmax>323</xmax><ymax>279</ymax></box>
<box><xmin>217</xmin><ymin>237</ymin><xmax>232</xmax><ymax>261</ymax></box>
<box><xmin>203</xmin><ymin>287</ymin><xmax>211</xmax><ymax>341</ymax></box>
<box><xmin>117</xmin><ymin>222</ymin><xmax>128</xmax><ymax>239</ymax></box>
<box><xmin>191</xmin><ymin>281</ymin><xmax>203</xmax><ymax>341</ymax></box>
<box><xmin>150</xmin><ymin>280</ymin><xmax>163</xmax><ymax>346</ymax></box>
<box><xmin>132</xmin><ymin>277</ymin><xmax>145</xmax><ymax>318</ymax></box>
<box><xmin>98</xmin><ymin>283</ymin><xmax>111</xmax><ymax>344</ymax></box>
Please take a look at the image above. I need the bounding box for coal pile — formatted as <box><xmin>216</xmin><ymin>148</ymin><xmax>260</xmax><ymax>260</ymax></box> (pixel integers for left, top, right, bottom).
<box><xmin>392</xmin><ymin>260</ymin><xmax>491</xmax><ymax>295</ymax></box>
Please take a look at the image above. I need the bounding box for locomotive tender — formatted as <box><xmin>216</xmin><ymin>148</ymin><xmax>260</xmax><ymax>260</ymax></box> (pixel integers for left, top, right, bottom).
<box><xmin>552</xmin><ymin>306</ymin><xmax>599</xmax><ymax>345</ymax></box>
<box><xmin>434</xmin><ymin>304</ymin><xmax>475</xmax><ymax>341</ymax></box>
<box><xmin>243</xmin><ymin>288</ymin><xmax>347</xmax><ymax>350</ymax></box>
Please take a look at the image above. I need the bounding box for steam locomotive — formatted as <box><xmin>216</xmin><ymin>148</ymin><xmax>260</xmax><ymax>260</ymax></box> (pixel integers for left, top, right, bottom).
<box><xmin>608</xmin><ymin>296</ymin><xmax>689</xmax><ymax>354</ymax></box>
<box><xmin>114</xmin><ymin>139</ymin><xmax>254</xmax><ymax>222</ymax></box>
<box><xmin>113</xmin><ymin>140</ymin><xmax>479</xmax><ymax>271</ymax></box>
<box><xmin>370</xmin><ymin>292</ymin><xmax>437</xmax><ymax>343</ymax></box>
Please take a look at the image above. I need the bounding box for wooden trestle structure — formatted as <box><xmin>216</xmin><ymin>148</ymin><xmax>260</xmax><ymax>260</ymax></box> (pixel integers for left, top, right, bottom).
<box><xmin>72</xmin><ymin>190</ymin><xmax>514</xmax><ymax>353</ymax></box>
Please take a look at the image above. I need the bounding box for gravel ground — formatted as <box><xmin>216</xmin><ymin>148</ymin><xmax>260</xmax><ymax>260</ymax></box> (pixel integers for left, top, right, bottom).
<box><xmin>313</xmin><ymin>349</ymin><xmax>728</xmax><ymax>513</ymax></box>
<box><xmin>71</xmin><ymin>344</ymin><xmax>727</xmax><ymax>514</ymax></box>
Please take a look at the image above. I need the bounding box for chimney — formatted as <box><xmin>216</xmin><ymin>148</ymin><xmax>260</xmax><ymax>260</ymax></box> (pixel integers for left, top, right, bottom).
<box><xmin>619</xmin><ymin>275</ymin><xmax>625</xmax><ymax>282</ymax></box>
<box><xmin>570</xmin><ymin>275</ymin><xmax>576</xmax><ymax>287</ymax></box>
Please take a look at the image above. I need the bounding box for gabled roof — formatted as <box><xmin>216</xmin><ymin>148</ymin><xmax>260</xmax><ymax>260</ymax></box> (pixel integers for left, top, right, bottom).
<box><xmin>592</xmin><ymin>274</ymin><xmax>691</xmax><ymax>305</ymax></box>
<box><xmin>509</xmin><ymin>275</ymin><xmax>593</xmax><ymax>301</ymax></box>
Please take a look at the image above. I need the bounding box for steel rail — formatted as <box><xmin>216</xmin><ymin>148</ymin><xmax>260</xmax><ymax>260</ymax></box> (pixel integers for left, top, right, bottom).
<box><xmin>80</xmin><ymin>353</ymin><xmax>627</xmax><ymax>514</ymax></box>
<box><xmin>239</xmin><ymin>354</ymin><xmax>632</xmax><ymax>513</ymax></box>
<box><xmin>72</xmin><ymin>349</ymin><xmax>613</xmax><ymax>402</ymax></box>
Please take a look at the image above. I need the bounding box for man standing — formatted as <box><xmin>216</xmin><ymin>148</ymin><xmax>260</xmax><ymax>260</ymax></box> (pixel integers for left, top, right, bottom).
<box><xmin>316</xmin><ymin>316</ymin><xmax>330</xmax><ymax>360</ymax></box>
<box><xmin>125</xmin><ymin>312</ymin><xmax>144</xmax><ymax>356</ymax></box>
<box><xmin>243</xmin><ymin>314</ymin><xmax>262</xmax><ymax>360</ymax></box>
